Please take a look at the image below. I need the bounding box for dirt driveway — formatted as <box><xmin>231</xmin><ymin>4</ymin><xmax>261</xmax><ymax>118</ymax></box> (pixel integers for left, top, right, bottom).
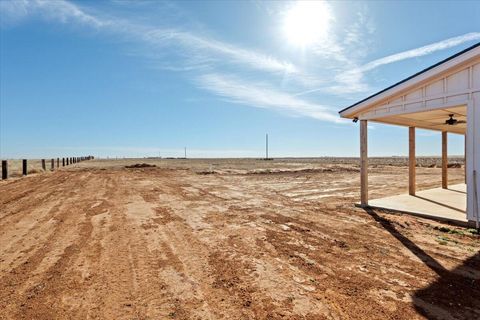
<box><xmin>0</xmin><ymin>159</ymin><xmax>478</xmax><ymax>319</ymax></box>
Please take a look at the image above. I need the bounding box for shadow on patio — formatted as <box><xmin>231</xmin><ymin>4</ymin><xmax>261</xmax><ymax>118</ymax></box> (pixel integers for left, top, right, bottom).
<box><xmin>365</xmin><ymin>184</ymin><xmax>470</xmax><ymax>227</ymax></box>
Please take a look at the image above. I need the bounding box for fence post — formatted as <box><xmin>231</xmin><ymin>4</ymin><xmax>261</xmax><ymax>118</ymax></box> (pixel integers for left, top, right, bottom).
<box><xmin>51</xmin><ymin>159</ymin><xmax>54</xmax><ymax>171</ymax></box>
<box><xmin>63</xmin><ymin>158</ymin><xmax>65</xmax><ymax>166</ymax></box>
<box><xmin>2</xmin><ymin>160</ymin><xmax>7</xmax><ymax>180</ymax></box>
<box><xmin>23</xmin><ymin>159</ymin><xmax>27</xmax><ymax>176</ymax></box>
<box><xmin>57</xmin><ymin>158</ymin><xmax>60</xmax><ymax>168</ymax></box>
<box><xmin>41</xmin><ymin>159</ymin><xmax>46</xmax><ymax>171</ymax></box>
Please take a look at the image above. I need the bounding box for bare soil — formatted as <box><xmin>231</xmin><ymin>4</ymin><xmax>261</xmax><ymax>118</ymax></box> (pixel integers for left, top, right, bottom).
<box><xmin>0</xmin><ymin>158</ymin><xmax>478</xmax><ymax>319</ymax></box>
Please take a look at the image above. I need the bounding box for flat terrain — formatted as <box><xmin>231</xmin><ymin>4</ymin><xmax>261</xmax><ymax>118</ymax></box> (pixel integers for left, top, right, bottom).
<box><xmin>0</xmin><ymin>158</ymin><xmax>479</xmax><ymax>319</ymax></box>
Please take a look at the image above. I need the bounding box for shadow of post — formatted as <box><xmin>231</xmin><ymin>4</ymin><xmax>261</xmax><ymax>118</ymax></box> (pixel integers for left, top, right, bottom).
<box><xmin>364</xmin><ymin>208</ymin><xmax>480</xmax><ymax>319</ymax></box>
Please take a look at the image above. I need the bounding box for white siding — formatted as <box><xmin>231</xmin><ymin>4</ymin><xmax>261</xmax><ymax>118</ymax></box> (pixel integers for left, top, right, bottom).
<box><xmin>358</xmin><ymin>61</ymin><xmax>480</xmax><ymax>120</ymax></box>
<box><xmin>446</xmin><ymin>68</ymin><xmax>469</xmax><ymax>92</ymax></box>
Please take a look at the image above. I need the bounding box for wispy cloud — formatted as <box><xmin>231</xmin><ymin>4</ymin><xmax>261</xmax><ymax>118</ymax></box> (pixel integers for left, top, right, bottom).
<box><xmin>353</xmin><ymin>32</ymin><xmax>480</xmax><ymax>74</ymax></box>
<box><xmin>1</xmin><ymin>0</ymin><xmax>298</xmax><ymax>76</ymax></box>
<box><xmin>141</xmin><ymin>29</ymin><xmax>297</xmax><ymax>74</ymax></box>
<box><xmin>3</xmin><ymin>0</ymin><xmax>479</xmax><ymax>123</ymax></box>
<box><xmin>196</xmin><ymin>73</ymin><xmax>340</xmax><ymax>123</ymax></box>
<box><xmin>0</xmin><ymin>0</ymin><xmax>107</xmax><ymax>27</ymax></box>
<box><xmin>297</xmin><ymin>32</ymin><xmax>480</xmax><ymax>97</ymax></box>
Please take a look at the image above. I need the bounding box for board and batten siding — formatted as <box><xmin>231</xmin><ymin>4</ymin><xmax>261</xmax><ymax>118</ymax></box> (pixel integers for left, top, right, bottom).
<box><xmin>357</xmin><ymin>60</ymin><xmax>480</xmax><ymax>124</ymax></box>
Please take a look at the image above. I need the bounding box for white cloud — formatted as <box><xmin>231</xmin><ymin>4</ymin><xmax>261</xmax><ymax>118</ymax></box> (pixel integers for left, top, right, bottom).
<box><xmin>2</xmin><ymin>0</ymin><xmax>299</xmax><ymax>76</ymax></box>
<box><xmin>0</xmin><ymin>0</ymin><xmax>107</xmax><ymax>27</ymax></box>
<box><xmin>344</xmin><ymin>32</ymin><xmax>480</xmax><ymax>79</ymax></box>
<box><xmin>196</xmin><ymin>73</ymin><xmax>340</xmax><ymax>122</ymax></box>
<box><xmin>297</xmin><ymin>32</ymin><xmax>480</xmax><ymax>97</ymax></box>
<box><xmin>141</xmin><ymin>29</ymin><xmax>297</xmax><ymax>74</ymax></box>
<box><xmin>3</xmin><ymin>0</ymin><xmax>479</xmax><ymax>123</ymax></box>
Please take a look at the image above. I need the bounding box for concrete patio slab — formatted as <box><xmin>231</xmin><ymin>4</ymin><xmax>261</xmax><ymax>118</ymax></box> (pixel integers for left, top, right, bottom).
<box><xmin>359</xmin><ymin>184</ymin><xmax>472</xmax><ymax>227</ymax></box>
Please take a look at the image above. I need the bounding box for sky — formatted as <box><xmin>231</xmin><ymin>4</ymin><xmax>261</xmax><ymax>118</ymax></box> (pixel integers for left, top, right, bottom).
<box><xmin>0</xmin><ymin>0</ymin><xmax>479</xmax><ymax>159</ymax></box>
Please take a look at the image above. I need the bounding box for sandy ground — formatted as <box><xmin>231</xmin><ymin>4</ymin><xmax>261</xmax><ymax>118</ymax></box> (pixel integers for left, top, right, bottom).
<box><xmin>0</xmin><ymin>158</ymin><xmax>478</xmax><ymax>319</ymax></box>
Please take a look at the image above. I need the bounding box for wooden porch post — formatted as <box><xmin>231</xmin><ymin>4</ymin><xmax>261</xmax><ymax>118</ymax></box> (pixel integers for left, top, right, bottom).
<box><xmin>442</xmin><ymin>131</ymin><xmax>448</xmax><ymax>189</ymax></box>
<box><xmin>409</xmin><ymin>127</ymin><xmax>416</xmax><ymax>195</ymax></box>
<box><xmin>360</xmin><ymin>120</ymin><xmax>368</xmax><ymax>206</ymax></box>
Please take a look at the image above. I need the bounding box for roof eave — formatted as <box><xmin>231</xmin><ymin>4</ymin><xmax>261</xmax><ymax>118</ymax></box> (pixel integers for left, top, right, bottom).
<box><xmin>338</xmin><ymin>42</ymin><xmax>480</xmax><ymax>119</ymax></box>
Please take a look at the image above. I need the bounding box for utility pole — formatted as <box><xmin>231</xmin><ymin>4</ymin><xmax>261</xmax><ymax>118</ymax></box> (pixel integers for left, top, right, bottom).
<box><xmin>184</xmin><ymin>147</ymin><xmax>187</xmax><ymax>159</ymax></box>
<box><xmin>265</xmin><ymin>134</ymin><xmax>269</xmax><ymax>160</ymax></box>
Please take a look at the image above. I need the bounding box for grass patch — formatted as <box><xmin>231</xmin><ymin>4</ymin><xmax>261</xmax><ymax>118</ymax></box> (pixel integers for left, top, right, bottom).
<box><xmin>436</xmin><ymin>235</ymin><xmax>458</xmax><ymax>245</ymax></box>
<box><xmin>466</xmin><ymin>228</ymin><xmax>479</xmax><ymax>235</ymax></box>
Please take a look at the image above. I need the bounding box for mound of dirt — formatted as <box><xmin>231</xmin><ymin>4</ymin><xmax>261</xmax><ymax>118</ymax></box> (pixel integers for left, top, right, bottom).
<box><xmin>196</xmin><ymin>171</ymin><xmax>216</xmax><ymax>175</ymax></box>
<box><xmin>245</xmin><ymin>166</ymin><xmax>359</xmax><ymax>175</ymax></box>
<box><xmin>447</xmin><ymin>163</ymin><xmax>462</xmax><ymax>168</ymax></box>
<box><xmin>125</xmin><ymin>163</ymin><xmax>156</xmax><ymax>169</ymax></box>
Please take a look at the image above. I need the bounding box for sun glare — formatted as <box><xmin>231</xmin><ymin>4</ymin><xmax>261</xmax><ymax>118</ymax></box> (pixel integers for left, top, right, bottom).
<box><xmin>283</xmin><ymin>1</ymin><xmax>333</xmax><ymax>47</ymax></box>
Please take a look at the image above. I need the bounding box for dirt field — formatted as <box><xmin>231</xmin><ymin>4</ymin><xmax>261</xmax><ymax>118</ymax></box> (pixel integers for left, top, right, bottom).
<box><xmin>0</xmin><ymin>158</ymin><xmax>478</xmax><ymax>319</ymax></box>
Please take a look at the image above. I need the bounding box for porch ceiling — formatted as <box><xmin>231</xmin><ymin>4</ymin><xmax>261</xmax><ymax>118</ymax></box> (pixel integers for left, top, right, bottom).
<box><xmin>372</xmin><ymin>105</ymin><xmax>466</xmax><ymax>134</ymax></box>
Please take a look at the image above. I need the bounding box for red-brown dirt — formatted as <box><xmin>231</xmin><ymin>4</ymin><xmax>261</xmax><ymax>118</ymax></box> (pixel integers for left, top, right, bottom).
<box><xmin>0</xmin><ymin>159</ymin><xmax>478</xmax><ymax>319</ymax></box>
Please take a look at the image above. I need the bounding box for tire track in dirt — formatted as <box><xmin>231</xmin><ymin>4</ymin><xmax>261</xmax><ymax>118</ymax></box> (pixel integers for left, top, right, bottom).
<box><xmin>131</xmin><ymin>171</ymin><xmax>272</xmax><ymax>318</ymax></box>
<box><xmin>0</xmin><ymin>163</ymin><xmax>477</xmax><ymax>319</ymax></box>
<box><xmin>148</xmin><ymin>172</ymin><xmax>341</xmax><ymax>318</ymax></box>
<box><xmin>0</xmin><ymin>172</ymin><xmax>72</xmax><ymax>220</ymax></box>
<box><xmin>0</xmin><ymin>172</ymin><xmax>110</xmax><ymax>318</ymax></box>
<box><xmin>0</xmin><ymin>172</ymin><xmax>96</xmax><ymax>274</ymax></box>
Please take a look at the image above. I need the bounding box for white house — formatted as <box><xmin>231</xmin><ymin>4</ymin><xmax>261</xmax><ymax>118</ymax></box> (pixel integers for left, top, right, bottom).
<box><xmin>339</xmin><ymin>42</ymin><xmax>480</xmax><ymax>227</ymax></box>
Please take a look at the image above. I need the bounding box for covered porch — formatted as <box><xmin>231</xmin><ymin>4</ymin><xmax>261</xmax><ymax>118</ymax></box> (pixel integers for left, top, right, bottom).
<box><xmin>339</xmin><ymin>43</ymin><xmax>480</xmax><ymax>227</ymax></box>
<box><xmin>357</xmin><ymin>104</ymin><xmax>470</xmax><ymax>227</ymax></box>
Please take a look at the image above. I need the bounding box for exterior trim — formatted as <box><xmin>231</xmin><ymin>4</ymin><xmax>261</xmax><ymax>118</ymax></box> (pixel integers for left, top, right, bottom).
<box><xmin>339</xmin><ymin>42</ymin><xmax>480</xmax><ymax>117</ymax></box>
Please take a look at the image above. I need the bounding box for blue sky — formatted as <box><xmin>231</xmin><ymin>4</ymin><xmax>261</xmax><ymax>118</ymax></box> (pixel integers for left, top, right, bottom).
<box><xmin>1</xmin><ymin>0</ymin><xmax>479</xmax><ymax>158</ymax></box>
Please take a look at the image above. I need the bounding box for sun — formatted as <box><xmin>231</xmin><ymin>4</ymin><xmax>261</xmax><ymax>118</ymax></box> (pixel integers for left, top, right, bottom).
<box><xmin>283</xmin><ymin>1</ymin><xmax>333</xmax><ymax>47</ymax></box>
